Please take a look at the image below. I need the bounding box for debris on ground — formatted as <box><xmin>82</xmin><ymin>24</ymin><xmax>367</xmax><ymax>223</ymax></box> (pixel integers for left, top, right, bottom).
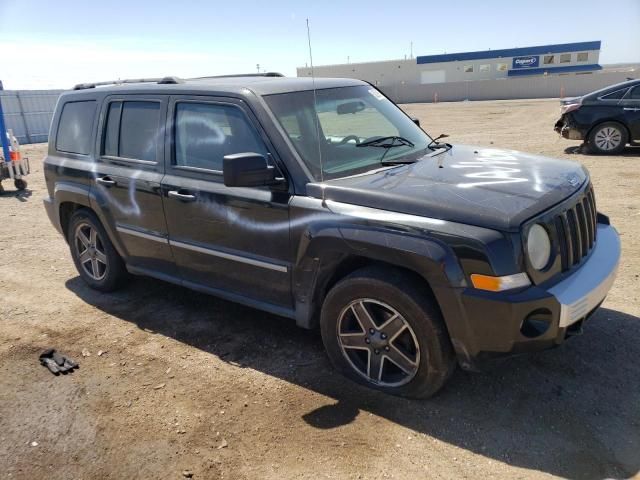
<box><xmin>39</xmin><ymin>349</ymin><xmax>78</xmax><ymax>375</ymax></box>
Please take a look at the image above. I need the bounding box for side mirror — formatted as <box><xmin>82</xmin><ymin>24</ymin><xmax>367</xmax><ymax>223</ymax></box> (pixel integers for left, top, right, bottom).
<box><xmin>223</xmin><ymin>152</ymin><xmax>280</xmax><ymax>187</ymax></box>
<box><xmin>337</xmin><ymin>101</ymin><xmax>366</xmax><ymax>115</ymax></box>
<box><xmin>412</xmin><ymin>118</ymin><xmax>420</xmax><ymax>127</ymax></box>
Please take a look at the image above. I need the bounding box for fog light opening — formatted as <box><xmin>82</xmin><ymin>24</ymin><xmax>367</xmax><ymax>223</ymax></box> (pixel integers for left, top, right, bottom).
<box><xmin>520</xmin><ymin>309</ymin><xmax>552</xmax><ymax>338</ymax></box>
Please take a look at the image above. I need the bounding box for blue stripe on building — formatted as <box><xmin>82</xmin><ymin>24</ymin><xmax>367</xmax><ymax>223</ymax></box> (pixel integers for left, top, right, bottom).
<box><xmin>507</xmin><ymin>63</ymin><xmax>603</xmax><ymax>76</ymax></box>
<box><xmin>416</xmin><ymin>41</ymin><xmax>601</xmax><ymax>65</ymax></box>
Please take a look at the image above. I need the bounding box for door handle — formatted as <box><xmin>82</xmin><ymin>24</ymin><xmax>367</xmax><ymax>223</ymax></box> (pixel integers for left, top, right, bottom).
<box><xmin>96</xmin><ymin>176</ymin><xmax>116</xmax><ymax>187</ymax></box>
<box><xmin>168</xmin><ymin>190</ymin><xmax>197</xmax><ymax>202</ymax></box>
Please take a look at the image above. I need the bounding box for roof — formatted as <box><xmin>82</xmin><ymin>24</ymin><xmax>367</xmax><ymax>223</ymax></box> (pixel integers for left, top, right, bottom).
<box><xmin>65</xmin><ymin>76</ymin><xmax>366</xmax><ymax>97</ymax></box>
<box><xmin>417</xmin><ymin>41</ymin><xmax>602</xmax><ymax>65</ymax></box>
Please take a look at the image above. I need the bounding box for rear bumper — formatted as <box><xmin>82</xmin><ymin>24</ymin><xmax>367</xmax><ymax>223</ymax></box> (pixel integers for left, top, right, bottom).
<box><xmin>43</xmin><ymin>196</ymin><xmax>63</xmax><ymax>235</ymax></box>
<box><xmin>458</xmin><ymin>222</ymin><xmax>620</xmax><ymax>368</ymax></box>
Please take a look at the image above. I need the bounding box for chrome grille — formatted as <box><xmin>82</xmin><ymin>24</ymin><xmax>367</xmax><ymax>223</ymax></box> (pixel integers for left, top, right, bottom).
<box><xmin>555</xmin><ymin>186</ymin><xmax>597</xmax><ymax>271</ymax></box>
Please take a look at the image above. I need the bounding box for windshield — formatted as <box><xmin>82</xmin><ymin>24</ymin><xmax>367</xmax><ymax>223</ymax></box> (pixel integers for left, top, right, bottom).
<box><xmin>264</xmin><ymin>85</ymin><xmax>434</xmax><ymax>180</ymax></box>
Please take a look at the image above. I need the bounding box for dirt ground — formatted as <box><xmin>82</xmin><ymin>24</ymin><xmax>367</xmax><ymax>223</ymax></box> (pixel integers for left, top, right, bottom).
<box><xmin>1</xmin><ymin>98</ymin><xmax>639</xmax><ymax>480</ymax></box>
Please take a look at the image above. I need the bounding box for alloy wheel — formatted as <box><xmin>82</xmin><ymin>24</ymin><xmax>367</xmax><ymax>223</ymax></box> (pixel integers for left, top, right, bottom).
<box><xmin>594</xmin><ymin>126</ymin><xmax>622</xmax><ymax>151</ymax></box>
<box><xmin>337</xmin><ymin>299</ymin><xmax>420</xmax><ymax>387</ymax></box>
<box><xmin>74</xmin><ymin>222</ymin><xmax>108</xmax><ymax>281</ymax></box>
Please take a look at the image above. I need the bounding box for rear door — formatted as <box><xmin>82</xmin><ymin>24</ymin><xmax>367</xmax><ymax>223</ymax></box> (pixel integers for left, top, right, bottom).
<box><xmin>621</xmin><ymin>85</ymin><xmax>640</xmax><ymax>141</ymax></box>
<box><xmin>161</xmin><ymin>96</ymin><xmax>292</xmax><ymax>309</ymax></box>
<box><xmin>91</xmin><ymin>95</ymin><xmax>176</xmax><ymax>276</ymax></box>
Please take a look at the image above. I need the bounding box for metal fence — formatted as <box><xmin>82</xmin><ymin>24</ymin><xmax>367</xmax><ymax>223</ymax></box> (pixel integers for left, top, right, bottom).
<box><xmin>0</xmin><ymin>89</ymin><xmax>62</xmax><ymax>145</ymax></box>
<box><xmin>380</xmin><ymin>71</ymin><xmax>636</xmax><ymax>104</ymax></box>
<box><xmin>0</xmin><ymin>71</ymin><xmax>636</xmax><ymax>145</ymax></box>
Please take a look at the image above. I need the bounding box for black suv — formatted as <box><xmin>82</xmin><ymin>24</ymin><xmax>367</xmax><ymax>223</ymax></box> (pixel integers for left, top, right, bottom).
<box><xmin>555</xmin><ymin>78</ymin><xmax>640</xmax><ymax>154</ymax></box>
<box><xmin>44</xmin><ymin>75</ymin><xmax>620</xmax><ymax>397</ymax></box>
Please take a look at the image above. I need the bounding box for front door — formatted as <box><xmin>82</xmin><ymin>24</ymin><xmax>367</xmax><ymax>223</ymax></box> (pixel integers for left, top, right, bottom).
<box><xmin>91</xmin><ymin>95</ymin><xmax>176</xmax><ymax>276</ymax></box>
<box><xmin>621</xmin><ymin>85</ymin><xmax>640</xmax><ymax>141</ymax></box>
<box><xmin>161</xmin><ymin>96</ymin><xmax>292</xmax><ymax>310</ymax></box>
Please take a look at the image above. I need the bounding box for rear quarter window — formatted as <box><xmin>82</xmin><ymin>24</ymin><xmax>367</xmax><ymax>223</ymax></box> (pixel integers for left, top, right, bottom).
<box><xmin>56</xmin><ymin>100</ymin><xmax>97</xmax><ymax>155</ymax></box>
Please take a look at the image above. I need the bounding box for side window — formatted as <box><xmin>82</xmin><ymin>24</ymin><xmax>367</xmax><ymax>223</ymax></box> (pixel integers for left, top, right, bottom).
<box><xmin>629</xmin><ymin>86</ymin><xmax>640</xmax><ymax>100</ymax></box>
<box><xmin>102</xmin><ymin>101</ymin><xmax>160</xmax><ymax>162</ymax></box>
<box><xmin>56</xmin><ymin>101</ymin><xmax>96</xmax><ymax>155</ymax></box>
<box><xmin>600</xmin><ymin>88</ymin><xmax>629</xmax><ymax>100</ymax></box>
<box><xmin>560</xmin><ymin>53</ymin><xmax>571</xmax><ymax>63</ymax></box>
<box><xmin>174</xmin><ymin>103</ymin><xmax>268</xmax><ymax>172</ymax></box>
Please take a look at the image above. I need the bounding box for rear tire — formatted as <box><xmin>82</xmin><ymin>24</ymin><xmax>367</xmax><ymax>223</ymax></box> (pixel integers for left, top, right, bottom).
<box><xmin>67</xmin><ymin>209</ymin><xmax>128</xmax><ymax>292</ymax></box>
<box><xmin>587</xmin><ymin>122</ymin><xmax>628</xmax><ymax>155</ymax></box>
<box><xmin>320</xmin><ymin>266</ymin><xmax>455</xmax><ymax>398</ymax></box>
<box><xmin>14</xmin><ymin>179</ymin><xmax>27</xmax><ymax>190</ymax></box>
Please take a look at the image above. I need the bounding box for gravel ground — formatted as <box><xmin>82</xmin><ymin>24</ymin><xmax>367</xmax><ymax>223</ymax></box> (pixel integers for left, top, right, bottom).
<box><xmin>1</xmin><ymin>98</ymin><xmax>639</xmax><ymax>480</ymax></box>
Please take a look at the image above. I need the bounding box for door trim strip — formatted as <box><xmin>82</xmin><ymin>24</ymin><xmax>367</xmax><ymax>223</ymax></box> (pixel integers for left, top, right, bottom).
<box><xmin>169</xmin><ymin>239</ymin><xmax>288</xmax><ymax>273</ymax></box>
<box><xmin>116</xmin><ymin>225</ymin><xmax>169</xmax><ymax>244</ymax></box>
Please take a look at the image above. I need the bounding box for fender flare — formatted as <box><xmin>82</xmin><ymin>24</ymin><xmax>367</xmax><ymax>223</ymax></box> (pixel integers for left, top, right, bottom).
<box><xmin>51</xmin><ymin>181</ymin><xmax>128</xmax><ymax>258</ymax></box>
<box><xmin>292</xmin><ymin>221</ymin><xmax>477</xmax><ymax>366</ymax></box>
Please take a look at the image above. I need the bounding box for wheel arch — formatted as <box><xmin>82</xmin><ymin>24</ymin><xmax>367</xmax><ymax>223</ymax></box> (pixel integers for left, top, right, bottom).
<box><xmin>587</xmin><ymin>119</ymin><xmax>631</xmax><ymax>145</ymax></box>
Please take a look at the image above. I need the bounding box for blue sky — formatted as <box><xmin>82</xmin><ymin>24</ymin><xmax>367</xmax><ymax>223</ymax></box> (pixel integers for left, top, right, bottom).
<box><xmin>1</xmin><ymin>0</ymin><xmax>638</xmax><ymax>88</ymax></box>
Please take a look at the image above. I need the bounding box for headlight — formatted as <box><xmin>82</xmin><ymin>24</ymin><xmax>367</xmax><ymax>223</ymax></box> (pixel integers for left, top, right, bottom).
<box><xmin>527</xmin><ymin>224</ymin><xmax>551</xmax><ymax>270</ymax></box>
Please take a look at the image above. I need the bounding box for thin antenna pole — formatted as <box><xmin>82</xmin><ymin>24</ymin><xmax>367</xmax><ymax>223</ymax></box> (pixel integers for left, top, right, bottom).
<box><xmin>306</xmin><ymin>18</ymin><xmax>325</xmax><ymax>189</ymax></box>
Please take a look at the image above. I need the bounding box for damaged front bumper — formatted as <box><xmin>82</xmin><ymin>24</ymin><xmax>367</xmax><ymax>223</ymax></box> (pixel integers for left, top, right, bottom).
<box><xmin>554</xmin><ymin>116</ymin><xmax>585</xmax><ymax>140</ymax></box>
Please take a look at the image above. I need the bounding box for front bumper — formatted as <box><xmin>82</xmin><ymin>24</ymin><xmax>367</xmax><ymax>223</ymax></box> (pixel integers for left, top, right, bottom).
<box><xmin>458</xmin><ymin>222</ymin><xmax>620</xmax><ymax>368</ymax></box>
<box><xmin>554</xmin><ymin>116</ymin><xmax>585</xmax><ymax>140</ymax></box>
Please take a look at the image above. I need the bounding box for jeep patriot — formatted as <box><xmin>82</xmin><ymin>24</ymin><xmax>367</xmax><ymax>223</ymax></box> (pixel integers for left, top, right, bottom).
<box><xmin>43</xmin><ymin>74</ymin><xmax>621</xmax><ymax>397</ymax></box>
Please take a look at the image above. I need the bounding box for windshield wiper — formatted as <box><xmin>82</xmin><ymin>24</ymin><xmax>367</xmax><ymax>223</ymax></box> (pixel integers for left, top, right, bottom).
<box><xmin>379</xmin><ymin>159</ymin><xmax>417</xmax><ymax>166</ymax></box>
<box><xmin>357</xmin><ymin>136</ymin><xmax>415</xmax><ymax>148</ymax></box>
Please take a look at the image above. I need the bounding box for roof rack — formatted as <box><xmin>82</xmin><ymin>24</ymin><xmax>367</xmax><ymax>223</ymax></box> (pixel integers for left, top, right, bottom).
<box><xmin>190</xmin><ymin>72</ymin><xmax>285</xmax><ymax>80</ymax></box>
<box><xmin>73</xmin><ymin>76</ymin><xmax>183</xmax><ymax>90</ymax></box>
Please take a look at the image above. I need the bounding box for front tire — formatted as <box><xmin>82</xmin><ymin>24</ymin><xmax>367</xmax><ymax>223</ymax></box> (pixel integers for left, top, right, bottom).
<box><xmin>320</xmin><ymin>267</ymin><xmax>455</xmax><ymax>398</ymax></box>
<box><xmin>67</xmin><ymin>209</ymin><xmax>128</xmax><ymax>292</ymax></box>
<box><xmin>14</xmin><ymin>179</ymin><xmax>27</xmax><ymax>190</ymax></box>
<box><xmin>587</xmin><ymin>122</ymin><xmax>628</xmax><ymax>155</ymax></box>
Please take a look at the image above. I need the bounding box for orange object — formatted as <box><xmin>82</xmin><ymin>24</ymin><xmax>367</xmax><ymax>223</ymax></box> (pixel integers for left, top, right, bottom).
<box><xmin>470</xmin><ymin>274</ymin><xmax>502</xmax><ymax>292</ymax></box>
<box><xmin>10</xmin><ymin>150</ymin><xmax>20</xmax><ymax>161</ymax></box>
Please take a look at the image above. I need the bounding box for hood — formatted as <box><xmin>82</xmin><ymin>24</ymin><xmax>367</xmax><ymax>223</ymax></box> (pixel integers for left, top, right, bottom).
<box><xmin>306</xmin><ymin>145</ymin><xmax>588</xmax><ymax>232</ymax></box>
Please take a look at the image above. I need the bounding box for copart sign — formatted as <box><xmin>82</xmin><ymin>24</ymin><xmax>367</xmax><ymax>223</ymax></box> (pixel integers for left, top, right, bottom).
<box><xmin>512</xmin><ymin>56</ymin><xmax>539</xmax><ymax>69</ymax></box>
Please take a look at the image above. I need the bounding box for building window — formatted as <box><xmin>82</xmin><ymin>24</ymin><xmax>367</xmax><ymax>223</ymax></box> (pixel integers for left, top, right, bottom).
<box><xmin>479</xmin><ymin>64</ymin><xmax>490</xmax><ymax>73</ymax></box>
<box><xmin>560</xmin><ymin>53</ymin><xmax>571</xmax><ymax>63</ymax></box>
<box><xmin>577</xmin><ymin>52</ymin><xmax>588</xmax><ymax>62</ymax></box>
<box><xmin>543</xmin><ymin>55</ymin><xmax>555</xmax><ymax>65</ymax></box>
<box><xmin>464</xmin><ymin>65</ymin><xmax>474</xmax><ymax>73</ymax></box>
<box><xmin>496</xmin><ymin>63</ymin><xmax>508</xmax><ymax>72</ymax></box>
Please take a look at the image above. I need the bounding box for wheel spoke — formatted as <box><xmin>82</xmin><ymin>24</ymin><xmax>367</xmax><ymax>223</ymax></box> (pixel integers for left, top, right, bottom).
<box><xmin>79</xmin><ymin>250</ymin><xmax>92</xmax><ymax>264</ymax></box>
<box><xmin>91</xmin><ymin>258</ymin><xmax>100</xmax><ymax>277</ymax></box>
<box><xmin>95</xmin><ymin>249</ymin><xmax>107</xmax><ymax>265</ymax></box>
<box><xmin>339</xmin><ymin>333</ymin><xmax>368</xmax><ymax>349</ymax></box>
<box><xmin>385</xmin><ymin>346</ymin><xmax>417</xmax><ymax>376</ymax></box>
<box><xmin>351</xmin><ymin>302</ymin><xmax>377</xmax><ymax>332</ymax></box>
<box><xmin>77</xmin><ymin>229</ymin><xmax>90</xmax><ymax>248</ymax></box>
<box><xmin>378</xmin><ymin>314</ymin><xmax>406</xmax><ymax>340</ymax></box>
<box><xmin>89</xmin><ymin>228</ymin><xmax>97</xmax><ymax>247</ymax></box>
<box><xmin>367</xmin><ymin>351</ymin><xmax>384</xmax><ymax>382</ymax></box>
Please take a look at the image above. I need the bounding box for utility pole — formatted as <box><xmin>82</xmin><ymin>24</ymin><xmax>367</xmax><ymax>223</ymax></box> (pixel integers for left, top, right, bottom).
<box><xmin>256</xmin><ymin>63</ymin><xmax>260</xmax><ymax>73</ymax></box>
<box><xmin>410</xmin><ymin>41</ymin><xmax>413</xmax><ymax>59</ymax></box>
